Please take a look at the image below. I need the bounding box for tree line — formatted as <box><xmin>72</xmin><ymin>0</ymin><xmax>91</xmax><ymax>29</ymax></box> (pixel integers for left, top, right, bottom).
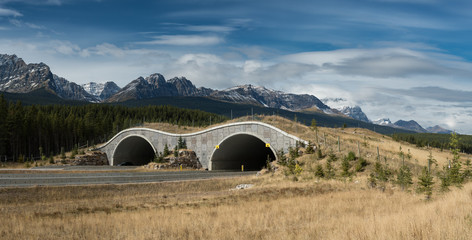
<box><xmin>392</xmin><ymin>133</ymin><xmax>472</xmax><ymax>154</ymax></box>
<box><xmin>0</xmin><ymin>94</ymin><xmax>226</xmax><ymax>161</ymax></box>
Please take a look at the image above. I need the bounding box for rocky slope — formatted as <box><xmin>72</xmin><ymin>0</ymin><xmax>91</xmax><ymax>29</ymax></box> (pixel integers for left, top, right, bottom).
<box><xmin>0</xmin><ymin>54</ymin><xmax>98</xmax><ymax>102</ymax></box>
<box><xmin>426</xmin><ymin>125</ymin><xmax>453</xmax><ymax>134</ymax></box>
<box><xmin>82</xmin><ymin>81</ymin><xmax>121</xmax><ymax>101</ymax></box>
<box><xmin>339</xmin><ymin>106</ymin><xmax>370</xmax><ymax>122</ymax></box>
<box><xmin>108</xmin><ymin>74</ymin><xmax>331</xmax><ymax>112</ymax></box>
<box><xmin>394</xmin><ymin>120</ymin><xmax>428</xmax><ymax>133</ymax></box>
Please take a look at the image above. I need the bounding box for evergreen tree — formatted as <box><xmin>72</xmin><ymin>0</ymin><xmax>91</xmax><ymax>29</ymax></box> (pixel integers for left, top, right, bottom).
<box><xmin>173</xmin><ymin>145</ymin><xmax>179</xmax><ymax>157</ymax></box>
<box><xmin>439</xmin><ymin>165</ymin><xmax>451</xmax><ymax>191</ymax></box>
<box><xmin>310</xmin><ymin>119</ymin><xmax>317</xmax><ymax>130</ymax></box>
<box><xmin>316</xmin><ymin>148</ymin><xmax>323</xmax><ymax>159</ymax></box>
<box><xmin>355</xmin><ymin>157</ymin><xmax>368</xmax><ymax>172</ymax></box>
<box><xmin>341</xmin><ymin>156</ymin><xmax>351</xmax><ymax>177</ymax></box>
<box><xmin>277</xmin><ymin>149</ymin><xmax>287</xmax><ymax>165</ymax></box>
<box><xmin>463</xmin><ymin>159</ymin><xmax>472</xmax><ymax>180</ymax></box>
<box><xmin>314</xmin><ymin>164</ymin><xmax>324</xmax><ymax>178</ymax></box>
<box><xmin>396</xmin><ymin>164</ymin><xmax>413</xmax><ymax>191</ymax></box>
<box><xmin>163</xmin><ymin>144</ymin><xmax>170</xmax><ymax>156</ymax></box>
<box><xmin>177</xmin><ymin>136</ymin><xmax>187</xmax><ymax>149</ymax></box>
<box><xmin>305</xmin><ymin>141</ymin><xmax>314</xmax><ymax>154</ymax></box>
<box><xmin>325</xmin><ymin>161</ymin><xmax>335</xmax><ymax>179</ymax></box>
<box><xmin>417</xmin><ymin>166</ymin><xmax>434</xmax><ymax>200</ymax></box>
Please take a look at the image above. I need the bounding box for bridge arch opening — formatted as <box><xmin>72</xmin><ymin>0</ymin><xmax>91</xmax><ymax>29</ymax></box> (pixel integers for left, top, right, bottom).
<box><xmin>113</xmin><ymin>135</ymin><xmax>155</xmax><ymax>166</ymax></box>
<box><xmin>210</xmin><ymin>133</ymin><xmax>276</xmax><ymax>171</ymax></box>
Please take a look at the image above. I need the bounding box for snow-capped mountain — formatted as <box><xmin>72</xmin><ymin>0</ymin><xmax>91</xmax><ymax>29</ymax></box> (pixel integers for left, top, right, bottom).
<box><xmin>107</xmin><ymin>74</ymin><xmax>331</xmax><ymax>112</ymax></box>
<box><xmin>321</xmin><ymin>98</ymin><xmax>370</xmax><ymax>122</ymax></box>
<box><xmin>210</xmin><ymin>84</ymin><xmax>331</xmax><ymax>111</ymax></box>
<box><xmin>82</xmin><ymin>81</ymin><xmax>121</xmax><ymax>101</ymax></box>
<box><xmin>0</xmin><ymin>54</ymin><xmax>99</xmax><ymax>102</ymax></box>
<box><xmin>339</xmin><ymin>106</ymin><xmax>370</xmax><ymax>122</ymax></box>
<box><xmin>105</xmin><ymin>74</ymin><xmax>212</xmax><ymax>102</ymax></box>
<box><xmin>373</xmin><ymin>118</ymin><xmax>393</xmax><ymax>126</ymax></box>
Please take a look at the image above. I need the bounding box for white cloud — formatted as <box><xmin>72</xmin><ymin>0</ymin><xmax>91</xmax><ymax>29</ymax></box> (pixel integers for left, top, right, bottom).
<box><xmin>182</xmin><ymin>25</ymin><xmax>235</xmax><ymax>33</ymax></box>
<box><xmin>0</xmin><ymin>7</ymin><xmax>21</xmax><ymax>17</ymax></box>
<box><xmin>137</xmin><ymin>35</ymin><xmax>223</xmax><ymax>46</ymax></box>
<box><xmin>2</xmin><ymin>37</ymin><xmax>472</xmax><ymax>133</ymax></box>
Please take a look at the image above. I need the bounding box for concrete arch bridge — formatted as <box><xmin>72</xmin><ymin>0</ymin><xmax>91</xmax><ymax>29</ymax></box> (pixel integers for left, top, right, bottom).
<box><xmin>97</xmin><ymin>121</ymin><xmax>307</xmax><ymax>171</ymax></box>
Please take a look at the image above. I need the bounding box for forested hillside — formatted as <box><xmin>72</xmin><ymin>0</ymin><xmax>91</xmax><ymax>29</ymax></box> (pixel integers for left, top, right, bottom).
<box><xmin>392</xmin><ymin>132</ymin><xmax>472</xmax><ymax>154</ymax></box>
<box><xmin>0</xmin><ymin>94</ymin><xmax>226</xmax><ymax>161</ymax></box>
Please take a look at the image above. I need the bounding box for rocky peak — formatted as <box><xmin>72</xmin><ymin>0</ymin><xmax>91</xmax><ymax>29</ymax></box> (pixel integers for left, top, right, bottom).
<box><xmin>394</xmin><ymin>120</ymin><xmax>427</xmax><ymax>133</ymax></box>
<box><xmin>340</xmin><ymin>106</ymin><xmax>370</xmax><ymax>122</ymax></box>
<box><xmin>168</xmin><ymin>76</ymin><xmax>200</xmax><ymax>96</ymax></box>
<box><xmin>0</xmin><ymin>54</ymin><xmax>24</xmax><ymax>67</ymax></box>
<box><xmin>426</xmin><ymin>125</ymin><xmax>453</xmax><ymax>134</ymax></box>
<box><xmin>82</xmin><ymin>81</ymin><xmax>121</xmax><ymax>101</ymax></box>
<box><xmin>145</xmin><ymin>73</ymin><xmax>166</xmax><ymax>86</ymax></box>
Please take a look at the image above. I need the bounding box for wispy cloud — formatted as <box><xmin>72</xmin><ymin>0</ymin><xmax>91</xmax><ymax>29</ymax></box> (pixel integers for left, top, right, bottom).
<box><xmin>181</xmin><ymin>25</ymin><xmax>235</xmax><ymax>33</ymax></box>
<box><xmin>383</xmin><ymin>87</ymin><xmax>472</xmax><ymax>103</ymax></box>
<box><xmin>0</xmin><ymin>7</ymin><xmax>21</xmax><ymax>16</ymax></box>
<box><xmin>137</xmin><ymin>35</ymin><xmax>223</xmax><ymax>46</ymax></box>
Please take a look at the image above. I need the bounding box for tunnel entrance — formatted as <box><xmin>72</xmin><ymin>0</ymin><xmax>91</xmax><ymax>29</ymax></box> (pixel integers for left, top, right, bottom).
<box><xmin>210</xmin><ymin>134</ymin><xmax>276</xmax><ymax>171</ymax></box>
<box><xmin>113</xmin><ymin>136</ymin><xmax>155</xmax><ymax>166</ymax></box>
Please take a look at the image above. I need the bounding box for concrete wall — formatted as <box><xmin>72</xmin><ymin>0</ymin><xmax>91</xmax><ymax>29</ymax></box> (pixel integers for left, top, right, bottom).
<box><xmin>97</xmin><ymin>121</ymin><xmax>307</xmax><ymax>170</ymax></box>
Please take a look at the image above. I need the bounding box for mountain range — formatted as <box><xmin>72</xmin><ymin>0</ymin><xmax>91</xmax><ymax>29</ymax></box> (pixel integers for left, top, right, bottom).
<box><xmin>0</xmin><ymin>53</ymin><xmax>452</xmax><ymax>134</ymax></box>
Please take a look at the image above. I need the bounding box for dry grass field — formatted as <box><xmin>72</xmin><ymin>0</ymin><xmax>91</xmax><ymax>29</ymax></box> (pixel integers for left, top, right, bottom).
<box><xmin>1</xmin><ymin>174</ymin><xmax>472</xmax><ymax>240</ymax></box>
<box><xmin>1</xmin><ymin>116</ymin><xmax>471</xmax><ymax>239</ymax></box>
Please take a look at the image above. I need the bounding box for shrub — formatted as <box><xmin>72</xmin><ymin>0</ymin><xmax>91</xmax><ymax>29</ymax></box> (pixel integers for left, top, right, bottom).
<box><xmin>294</xmin><ymin>164</ymin><xmax>303</xmax><ymax>176</ymax></box>
<box><xmin>60</xmin><ymin>147</ymin><xmax>66</xmax><ymax>160</ymax></box>
<box><xmin>154</xmin><ymin>152</ymin><xmax>165</xmax><ymax>163</ymax></box>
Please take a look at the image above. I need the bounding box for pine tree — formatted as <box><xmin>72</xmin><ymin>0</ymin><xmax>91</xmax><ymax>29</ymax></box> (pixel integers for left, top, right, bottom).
<box><xmin>439</xmin><ymin>165</ymin><xmax>451</xmax><ymax>191</ymax></box>
<box><xmin>314</xmin><ymin>164</ymin><xmax>324</xmax><ymax>178</ymax></box>
<box><xmin>396</xmin><ymin>164</ymin><xmax>413</xmax><ymax>191</ymax></box>
<box><xmin>341</xmin><ymin>156</ymin><xmax>351</xmax><ymax>177</ymax></box>
<box><xmin>163</xmin><ymin>144</ymin><xmax>170</xmax><ymax>156</ymax></box>
<box><xmin>305</xmin><ymin>141</ymin><xmax>314</xmax><ymax>154</ymax></box>
<box><xmin>325</xmin><ymin>161</ymin><xmax>335</xmax><ymax>179</ymax></box>
<box><xmin>417</xmin><ymin>166</ymin><xmax>434</xmax><ymax>200</ymax></box>
<box><xmin>177</xmin><ymin>136</ymin><xmax>187</xmax><ymax>149</ymax></box>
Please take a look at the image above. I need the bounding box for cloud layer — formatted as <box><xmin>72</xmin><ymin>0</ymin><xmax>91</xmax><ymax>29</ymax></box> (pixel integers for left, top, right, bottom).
<box><xmin>0</xmin><ymin>0</ymin><xmax>472</xmax><ymax>133</ymax></box>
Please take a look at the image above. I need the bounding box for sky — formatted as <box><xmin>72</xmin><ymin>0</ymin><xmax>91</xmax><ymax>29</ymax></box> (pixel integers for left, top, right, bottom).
<box><xmin>1</xmin><ymin>0</ymin><xmax>472</xmax><ymax>134</ymax></box>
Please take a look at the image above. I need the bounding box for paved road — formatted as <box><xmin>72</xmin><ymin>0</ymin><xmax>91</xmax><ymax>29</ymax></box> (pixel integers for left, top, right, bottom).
<box><xmin>0</xmin><ymin>170</ymin><xmax>257</xmax><ymax>187</ymax></box>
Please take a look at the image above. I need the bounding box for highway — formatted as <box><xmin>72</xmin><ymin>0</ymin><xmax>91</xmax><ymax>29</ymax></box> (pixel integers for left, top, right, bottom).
<box><xmin>0</xmin><ymin>168</ymin><xmax>257</xmax><ymax>187</ymax></box>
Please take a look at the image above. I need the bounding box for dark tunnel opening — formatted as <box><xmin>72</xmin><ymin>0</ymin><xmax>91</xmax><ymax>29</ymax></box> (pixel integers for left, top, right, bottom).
<box><xmin>210</xmin><ymin>134</ymin><xmax>276</xmax><ymax>171</ymax></box>
<box><xmin>113</xmin><ymin>136</ymin><xmax>155</xmax><ymax>166</ymax></box>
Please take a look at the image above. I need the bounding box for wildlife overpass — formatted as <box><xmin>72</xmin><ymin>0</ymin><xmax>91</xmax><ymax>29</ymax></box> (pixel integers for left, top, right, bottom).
<box><xmin>97</xmin><ymin>121</ymin><xmax>307</xmax><ymax>171</ymax></box>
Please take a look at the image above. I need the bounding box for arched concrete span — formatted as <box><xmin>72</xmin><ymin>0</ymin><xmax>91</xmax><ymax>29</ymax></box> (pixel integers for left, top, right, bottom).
<box><xmin>113</xmin><ymin>135</ymin><xmax>156</xmax><ymax>166</ymax></box>
<box><xmin>97</xmin><ymin>121</ymin><xmax>308</xmax><ymax>170</ymax></box>
<box><xmin>210</xmin><ymin>133</ymin><xmax>277</xmax><ymax>170</ymax></box>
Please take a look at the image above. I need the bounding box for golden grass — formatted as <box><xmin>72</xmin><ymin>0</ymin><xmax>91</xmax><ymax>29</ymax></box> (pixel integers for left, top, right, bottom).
<box><xmin>1</xmin><ymin>173</ymin><xmax>472</xmax><ymax>240</ymax></box>
<box><xmin>2</xmin><ymin>115</ymin><xmax>471</xmax><ymax>239</ymax></box>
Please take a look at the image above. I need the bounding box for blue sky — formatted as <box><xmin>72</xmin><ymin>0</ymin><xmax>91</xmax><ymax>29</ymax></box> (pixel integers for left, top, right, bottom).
<box><xmin>1</xmin><ymin>0</ymin><xmax>472</xmax><ymax>133</ymax></box>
